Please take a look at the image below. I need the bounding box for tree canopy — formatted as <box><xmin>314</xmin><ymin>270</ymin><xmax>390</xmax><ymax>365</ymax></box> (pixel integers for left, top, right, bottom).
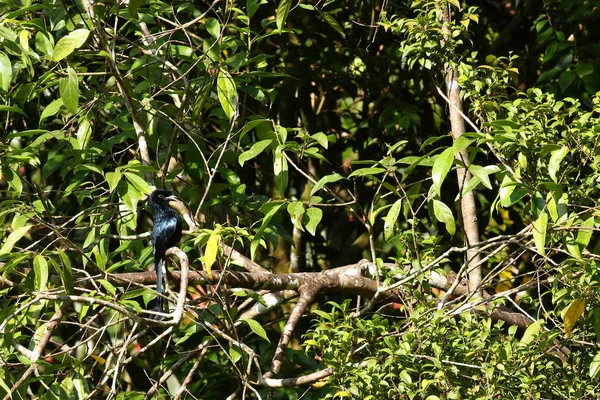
<box><xmin>1</xmin><ymin>0</ymin><xmax>600</xmax><ymax>398</ymax></box>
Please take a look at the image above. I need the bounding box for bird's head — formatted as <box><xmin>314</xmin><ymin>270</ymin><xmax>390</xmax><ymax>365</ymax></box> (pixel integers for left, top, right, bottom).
<box><xmin>149</xmin><ymin>189</ymin><xmax>181</xmax><ymax>210</ymax></box>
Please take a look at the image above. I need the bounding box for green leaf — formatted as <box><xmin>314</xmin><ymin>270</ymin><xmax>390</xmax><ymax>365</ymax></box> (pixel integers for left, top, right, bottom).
<box><xmin>548</xmin><ymin>146</ymin><xmax>569</xmax><ymax>183</ymax></box>
<box><xmin>499</xmin><ymin>176</ymin><xmax>529</xmax><ymax>208</ymax></box>
<box><xmin>433</xmin><ymin>200</ymin><xmax>455</xmax><ymax>235</ymax></box>
<box><xmin>460</xmin><ymin>175</ymin><xmax>481</xmax><ymax>197</ymax></box>
<box><xmin>546</xmin><ymin>193</ymin><xmax>568</xmax><ymax>223</ymax></box>
<box><xmin>229</xmin><ymin>347</ymin><xmax>242</xmax><ymax>363</ymax></box>
<box><xmin>34</xmin><ymin>255</ymin><xmax>49</xmax><ymax>292</ymax></box>
<box><xmin>317</xmin><ymin>10</ymin><xmax>345</xmax><ymax>38</ymax></box>
<box><xmin>247</xmin><ymin>0</ymin><xmax>262</xmax><ymax>18</ymax></box>
<box><xmin>35</xmin><ymin>32</ymin><xmax>53</xmax><ymax>58</ymax></box>
<box><xmin>57</xmin><ymin>251</ymin><xmax>74</xmax><ymax>294</ymax></box>
<box><xmin>384</xmin><ymin>199</ymin><xmax>402</xmax><ymax>241</ymax></box>
<box><xmin>287</xmin><ymin>201</ymin><xmax>305</xmax><ymax>231</ymax></box>
<box><xmin>275</xmin><ymin>124</ymin><xmax>287</xmax><ymax>143</ymax></box>
<box><xmin>59</xmin><ymin>67</ymin><xmax>79</xmax><ymax>114</ymax></box>
<box><xmin>520</xmin><ymin>319</ymin><xmax>544</xmax><ymax>345</ymax></box>
<box><xmin>106</xmin><ymin>171</ymin><xmax>121</xmax><ymax>193</ymax></box>
<box><xmin>311</xmin><ymin>173</ymin><xmax>345</xmax><ymax>196</ymax></box>
<box><xmin>0</xmin><ymin>105</ymin><xmax>25</xmax><ymax>115</ymax></box>
<box><xmin>333</xmin><ymin>391</ymin><xmax>351</xmax><ymax>398</ymax></box>
<box><xmin>76</xmin><ymin>117</ymin><xmax>91</xmax><ymax>149</ymax></box>
<box><xmin>0</xmin><ymin>225</ymin><xmax>31</xmax><ymax>255</ymax></box>
<box><xmin>52</xmin><ymin>29</ymin><xmax>90</xmax><ymax>61</ymax></box>
<box><xmin>432</xmin><ymin>148</ymin><xmax>454</xmax><ymax>195</ymax></box>
<box><xmin>3</xmin><ymin>167</ymin><xmax>23</xmax><ymax>196</ymax></box>
<box><xmin>576</xmin><ymin>216</ymin><xmax>594</xmax><ymax>250</ymax></box>
<box><xmin>251</xmin><ymin>202</ymin><xmax>285</xmax><ymax>259</ymax></box>
<box><xmin>128</xmin><ymin>0</ymin><xmax>145</xmax><ymax>19</ymax></box>
<box><xmin>468</xmin><ymin>165</ymin><xmax>492</xmax><ymax>189</ymax></box>
<box><xmin>452</xmin><ymin>136</ymin><xmax>475</xmax><ymax>153</ymax></box>
<box><xmin>533</xmin><ymin>211</ymin><xmax>548</xmax><ymax>255</ymax></box>
<box><xmin>39</xmin><ymin>98</ymin><xmax>64</xmax><ymax>122</ymax></box>
<box><xmin>274</xmin><ymin>146</ymin><xmax>288</xmax><ymax>195</ymax></box>
<box><xmin>0</xmin><ymin>369</ymin><xmax>12</xmax><ymax>394</ymax></box>
<box><xmin>305</xmin><ymin>207</ymin><xmax>323</xmax><ymax>236</ymax></box>
<box><xmin>98</xmin><ymin>279</ymin><xmax>116</xmax><ymax>296</ymax></box>
<box><xmin>205</xmin><ymin>18</ymin><xmax>221</xmax><ymax>38</ymax></box>
<box><xmin>0</xmin><ymin>51</ymin><xmax>12</xmax><ymax>92</ymax></box>
<box><xmin>243</xmin><ymin>318</ymin><xmax>270</xmax><ymax>342</ymax></box>
<box><xmin>276</xmin><ymin>0</ymin><xmax>292</xmax><ymax>31</ymax></box>
<box><xmin>348</xmin><ymin>167</ymin><xmax>386</xmax><ymax>178</ymax></box>
<box><xmin>240</xmin><ymin>118</ymin><xmax>270</xmax><ymax>139</ymax></box>
<box><xmin>311</xmin><ymin>132</ymin><xmax>329</xmax><ymax>148</ymax></box>
<box><xmin>399</xmin><ymin>370</ymin><xmax>412</xmax><ymax>384</ymax></box>
<box><xmin>217</xmin><ymin>69</ymin><xmax>238</xmax><ymax>121</ymax></box>
<box><xmin>124</xmin><ymin>172</ymin><xmax>152</xmax><ymax>195</ymax></box>
<box><xmin>590</xmin><ymin>352</ymin><xmax>600</xmax><ymax>378</ymax></box>
<box><xmin>239</xmin><ymin>139</ymin><xmax>273</xmax><ymax>166</ymax></box>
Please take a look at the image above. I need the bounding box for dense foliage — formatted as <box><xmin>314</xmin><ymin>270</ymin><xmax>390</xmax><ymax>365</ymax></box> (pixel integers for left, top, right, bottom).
<box><xmin>1</xmin><ymin>0</ymin><xmax>600</xmax><ymax>398</ymax></box>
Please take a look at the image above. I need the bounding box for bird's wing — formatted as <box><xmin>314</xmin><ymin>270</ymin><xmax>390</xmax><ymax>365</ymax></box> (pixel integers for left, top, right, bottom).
<box><xmin>153</xmin><ymin>215</ymin><xmax>181</xmax><ymax>259</ymax></box>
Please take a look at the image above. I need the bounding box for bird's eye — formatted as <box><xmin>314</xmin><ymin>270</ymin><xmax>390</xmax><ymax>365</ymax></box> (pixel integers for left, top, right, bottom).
<box><xmin>158</xmin><ymin>194</ymin><xmax>164</xmax><ymax>199</ymax></box>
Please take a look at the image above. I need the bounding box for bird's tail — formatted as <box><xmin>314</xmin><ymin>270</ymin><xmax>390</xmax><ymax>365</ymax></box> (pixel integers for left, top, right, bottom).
<box><xmin>154</xmin><ymin>257</ymin><xmax>164</xmax><ymax>313</ymax></box>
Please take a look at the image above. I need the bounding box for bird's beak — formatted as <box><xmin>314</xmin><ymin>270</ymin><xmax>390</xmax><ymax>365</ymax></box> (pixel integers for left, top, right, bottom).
<box><xmin>166</xmin><ymin>196</ymin><xmax>185</xmax><ymax>213</ymax></box>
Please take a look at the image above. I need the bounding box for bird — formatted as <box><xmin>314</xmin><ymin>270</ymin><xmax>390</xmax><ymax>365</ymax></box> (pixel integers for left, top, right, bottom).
<box><xmin>148</xmin><ymin>189</ymin><xmax>182</xmax><ymax>315</ymax></box>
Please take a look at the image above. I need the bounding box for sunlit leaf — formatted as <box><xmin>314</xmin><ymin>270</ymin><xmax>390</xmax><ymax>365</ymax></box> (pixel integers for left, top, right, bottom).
<box><xmin>0</xmin><ymin>52</ymin><xmax>11</xmax><ymax>92</ymax></box>
<box><xmin>0</xmin><ymin>225</ymin><xmax>31</xmax><ymax>255</ymax></box>
<box><xmin>520</xmin><ymin>319</ymin><xmax>544</xmax><ymax>345</ymax></box>
<box><xmin>2</xmin><ymin>167</ymin><xmax>23</xmax><ymax>196</ymax></box>
<box><xmin>590</xmin><ymin>352</ymin><xmax>600</xmax><ymax>378</ymax></box>
<box><xmin>305</xmin><ymin>207</ymin><xmax>323</xmax><ymax>236</ymax></box>
<box><xmin>217</xmin><ymin>69</ymin><xmax>238</xmax><ymax>121</ymax></box>
<box><xmin>576</xmin><ymin>216</ymin><xmax>594</xmax><ymax>250</ymax></box>
<box><xmin>124</xmin><ymin>172</ymin><xmax>152</xmax><ymax>195</ymax></box>
<box><xmin>432</xmin><ymin>148</ymin><xmax>454</xmax><ymax>195</ymax></box>
<box><xmin>204</xmin><ymin>231</ymin><xmax>220</xmax><ymax>278</ymax></box>
<box><xmin>348</xmin><ymin>167</ymin><xmax>386</xmax><ymax>178</ymax></box>
<box><xmin>311</xmin><ymin>132</ymin><xmax>329</xmax><ymax>148</ymax></box>
<box><xmin>274</xmin><ymin>146</ymin><xmax>288</xmax><ymax>195</ymax></box>
<box><xmin>532</xmin><ymin>211</ymin><xmax>548</xmax><ymax>255</ymax></box>
<box><xmin>239</xmin><ymin>139</ymin><xmax>272</xmax><ymax>166</ymax></box>
<box><xmin>0</xmin><ymin>105</ymin><xmax>25</xmax><ymax>115</ymax></box>
<box><xmin>105</xmin><ymin>171</ymin><xmax>121</xmax><ymax>193</ymax></box>
<box><xmin>317</xmin><ymin>11</ymin><xmax>345</xmax><ymax>38</ymax></box>
<box><xmin>52</xmin><ymin>29</ymin><xmax>90</xmax><ymax>61</ymax></box>
<box><xmin>76</xmin><ymin>117</ymin><xmax>91</xmax><ymax>149</ymax></box>
<box><xmin>34</xmin><ymin>255</ymin><xmax>48</xmax><ymax>292</ymax></box>
<box><xmin>243</xmin><ymin>318</ymin><xmax>270</xmax><ymax>342</ymax></box>
<box><xmin>287</xmin><ymin>201</ymin><xmax>305</xmax><ymax>231</ymax></box>
<box><xmin>433</xmin><ymin>200</ymin><xmax>455</xmax><ymax>235</ymax></box>
<box><xmin>548</xmin><ymin>147</ymin><xmax>569</xmax><ymax>183</ymax></box>
<box><xmin>384</xmin><ymin>199</ymin><xmax>402</xmax><ymax>241</ymax></box>
<box><xmin>206</xmin><ymin>18</ymin><xmax>221</xmax><ymax>38</ymax></box>
<box><xmin>60</xmin><ymin>66</ymin><xmax>79</xmax><ymax>114</ymax></box>
<box><xmin>276</xmin><ymin>0</ymin><xmax>292</xmax><ymax>31</ymax></box>
<box><xmin>564</xmin><ymin>299</ymin><xmax>585</xmax><ymax>338</ymax></box>
<box><xmin>468</xmin><ymin>164</ymin><xmax>492</xmax><ymax>189</ymax></box>
<box><xmin>311</xmin><ymin>173</ymin><xmax>345</xmax><ymax>196</ymax></box>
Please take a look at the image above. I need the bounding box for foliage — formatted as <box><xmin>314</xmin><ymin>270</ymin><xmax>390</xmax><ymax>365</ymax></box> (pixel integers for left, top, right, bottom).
<box><xmin>1</xmin><ymin>0</ymin><xmax>600</xmax><ymax>398</ymax></box>
<box><xmin>305</xmin><ymin>300</ymin><xmax>597</xmax><ymax>399</ymax></box>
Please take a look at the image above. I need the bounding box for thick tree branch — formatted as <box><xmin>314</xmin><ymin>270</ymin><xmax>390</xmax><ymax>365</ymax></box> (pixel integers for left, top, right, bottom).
<box><xmin>440</xmin><ymin>6</ymin><xmax>483</xmax><ymax>297</ymax></box>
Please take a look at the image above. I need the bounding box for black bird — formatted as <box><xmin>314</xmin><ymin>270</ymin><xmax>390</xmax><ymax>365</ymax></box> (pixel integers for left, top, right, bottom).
<box><xmin>148</xmin><ymin>189</ymin><xmax>182</xmax><ymax>315</ymax></box>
